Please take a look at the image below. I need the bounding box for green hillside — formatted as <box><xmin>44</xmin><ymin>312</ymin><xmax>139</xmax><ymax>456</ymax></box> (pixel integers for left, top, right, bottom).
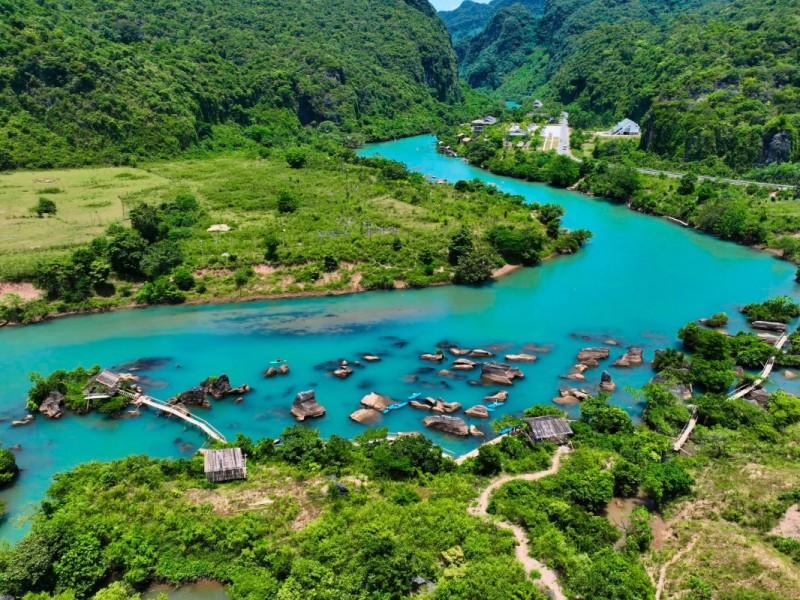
<box><xmin>0</xmin><ymin>0</ymin><xmax>468</xmax><ymax>169</ymax></box>
<box><xmin>445</xmin><ymin>0</ymin><xmax>800</xmax><ymax>178</ymax></box>
<box><xmin>441</xmin><ymin>0</ymin><xmax>545</xmax><ymax>41</ymax></box>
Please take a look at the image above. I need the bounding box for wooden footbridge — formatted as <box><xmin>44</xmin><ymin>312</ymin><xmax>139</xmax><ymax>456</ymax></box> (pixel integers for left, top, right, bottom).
<box><xmin>120</xmin><ymin>390</ymin><xmax>227</xmax><ymax>443</ymax></box>
<box><xmin>673</xmin><ymin>332</ymin><xmax>788</xmax><ymax>453</ymax></box>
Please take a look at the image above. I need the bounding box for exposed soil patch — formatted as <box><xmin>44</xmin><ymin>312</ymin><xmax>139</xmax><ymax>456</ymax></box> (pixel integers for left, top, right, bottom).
<box><xmin>771</xmin><ymin>504</ymin><xmax>800</xmax><ymax>540</ymax></box>
<box><xmin>0</xmin><ymin>281</ymin><xmax>42</xmax><ymax>301</ymax></box>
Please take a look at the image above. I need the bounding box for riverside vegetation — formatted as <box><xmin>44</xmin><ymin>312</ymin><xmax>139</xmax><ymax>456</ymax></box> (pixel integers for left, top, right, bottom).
<box><xmin>0</xmin><ymin>131</ymin><xmax>590</xmax><ymax>324</ymax></box>
<box><xmin>4</xmin><ymin>296</ymin><xmax>800</xmax><ymax>599</ymax></box>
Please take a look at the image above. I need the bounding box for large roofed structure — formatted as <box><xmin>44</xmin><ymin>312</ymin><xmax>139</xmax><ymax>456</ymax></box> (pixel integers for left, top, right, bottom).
<box><xmin>203</xmin><ymin>448</ymin><xmax>247</xmax><ymax>483</ymax></box>
<box><xmin>610</xmin><ymin>118</ymin><xmax>641</xmax><ymax>135</ymax></box>
<box><xmin>522</xmin><ymin>416</ymin><xmax>574</xmax><ymax>444</ymax></box>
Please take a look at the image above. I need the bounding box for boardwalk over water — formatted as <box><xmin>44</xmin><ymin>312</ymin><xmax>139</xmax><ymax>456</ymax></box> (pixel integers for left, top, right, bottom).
<box><xmin>120</xmin><ymin>390</ymin><xmax>227</xmax><ymax>443</ymax></box>
<box><xmin>673</xmin><ymin>332</ymin><xmax>788</xmax><ymax>452</ymax></box>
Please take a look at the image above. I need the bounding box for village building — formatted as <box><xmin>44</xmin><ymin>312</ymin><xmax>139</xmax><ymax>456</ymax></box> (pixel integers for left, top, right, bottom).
<box><xmin>532</xmin><ymin>99</ymin><xmax>544</xmax><ymax>109</ymax></box>
<box><xmin>471</xmin><ymin>115</ymin><xmax>498</xmax><ymax>134</ymax></box>
<box><xmin>610</xmin><ymin>118</ymin><xmax>641</xmax><ymax>135</ymax></box>
<box><xmin>203</xmin><ymin>447</ymin><xmax>247</xmax><ymax>483</ymax></box>
<box><xmin>508</xmin><ymin>124</ymin><xmax>527</xmax><ymax>138</ymax></box>
<box><xmin>83</xmin><ymin>369</ymin><xmax>123</xmax><ymax>399</ymax></box>
<box><xmin>522</xmin><ymin>415</ymin><xmax>574</xmax><ymax>445</ymax></box>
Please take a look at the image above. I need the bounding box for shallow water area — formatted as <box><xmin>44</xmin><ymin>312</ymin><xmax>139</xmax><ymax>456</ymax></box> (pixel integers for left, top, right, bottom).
<box><xmin>0</xmin><ymin>134</ymin><xmax>797</xmax><ymax>542</ymax></box>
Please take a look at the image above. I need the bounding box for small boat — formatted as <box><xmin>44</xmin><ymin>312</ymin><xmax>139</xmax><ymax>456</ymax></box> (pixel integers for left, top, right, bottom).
<box><xmin>408</xmin><ymin>392</ymin><xmax>422</xmax><ymax>401</ymax></box>
<box><xmin>485</xmin><ymin>402</ymin><xmax>502</xmax><ymax>412</ymax></box>
<box><xmin>498</xmin><ymin>427</ymin><xmax>513</xmax><ymax>435</ymax></box>
<box><xmin>270</xmin><ymin>359</ymin><xmax>286</xmax><ymax>366</ymax></box>
<box><xmin>383</xmin><ymin>401</ymin><xmax>409</xmax><ymax>414</ymax></box>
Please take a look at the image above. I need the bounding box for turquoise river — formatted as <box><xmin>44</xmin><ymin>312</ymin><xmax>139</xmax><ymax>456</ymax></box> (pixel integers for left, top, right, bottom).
<box><xmin>1</xmin><ymin>134</ymin><xmax>797</xmax><ymax>544</ymax></box>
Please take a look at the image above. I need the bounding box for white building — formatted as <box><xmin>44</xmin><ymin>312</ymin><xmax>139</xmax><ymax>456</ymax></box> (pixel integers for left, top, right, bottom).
<box><xmin>610</xmin><ymin>118</ymin><xmax>641</xmax><ymax>135</ymax></box>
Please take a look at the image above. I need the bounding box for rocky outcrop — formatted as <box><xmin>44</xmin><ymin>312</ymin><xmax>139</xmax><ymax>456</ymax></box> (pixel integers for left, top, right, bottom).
<box><xmin>203</xmin><ymin>375</ymin><xmax>251</xmax><ymax>400</ymax></box>
<box><xmin>469</xmin><ymin>425</ymin><xmax>485</xmax><ymax>437</ymax></box>
<box><xmin>452</xmin><ymin>358</ymin><xmax>477</xmax><ymax>371</ymax></box>
<box><xmin>613</xmin><ymin>347</ymin><xmax>643</xmax><ymax>367</ymax></box>
<box><xmin>360</xmin><ymin>392</ymin><xmax>393</xmax><ymax>411</ymax></box>
<box><xmin>784</xmin><ymin>370</ymin><xmax>798</xmax><ymax>380</ymax></box>
<box><xmin>760</xmin><ymin>130</ymin><xmax>792</xmax><ymax>165</ymax></box>
<box><xmin>12</xmin><ymin>414</ymin><xmax>35</xmax><ymax>426</ymax></box>
<box><xmin>553</xmin><ymin>387</ymin><xmax>589</xmax><ymax>406</ymax></box>
<box><xmin>480</xmin><ymin>362</ymin><xmax>524</xmax><ymax>386</ymax></box>
<box><xmin>423</xmin><ymin>415</ymin><xmax>469</xmax><ymax>436</ymax></box>
<box><xmin>291</xmin><ymin>390</ymin><xmax>326</xmax><ymax>421</ymax></box>
<box><xmin>484</xmin><ymin>390</ymin><xmax>508</xmax><ymax>402</ymax></box>
<box><xmin>470</xmin><ymin>349</ymin><xmax>493</xmax><ymax>358</ymax></box>
<box><xmin>449</xmin><ymin>347</ymin><xmax>472</xmax><ymax>356</ymax></box>
<box><xmin>363</xmin><ymin>355</ymin><xmax>381</xmax><ymax>363</ymax></box>
<box><xmin>173</xmin><ymin>386</ymin><xmax>209</xmax><ymax>408</ymax></box>
<box><xmin>751</xmin><ymin>321</ymin><xmax>788</xmax><ymax>332</ymax></box>
<box><xmin>504</xmin><ymin>353</ymin><xmax>537</xmax><ymax>363</ymax></box>
<box><xmin>420</xmin><ymin>353</ymin><xmax>445</xmax><ymax>362</ymax></box>
<box><xmin>560</xmin><ymin>372</ymin><xmax>585</xmax><ymax>381</ymax></box>
<box><xmin>578</xmin><ymin>348</ymin><xmax>610</xmax><ymax>365</ymax></box>
<box><xmin>410</xmin><ymin>400</ymin><xmax>431</xmax><ymax>411</ymax></box>
<box><xmin>572</xmin><ymin>364</ymin><xmax>589</xmax><ymax>374</ymax></box>
<box><xmin>333</xmin><ymin>364</ymin><xmax>354</xmax><ymax>379</ymax></box>
<box><xmin>350</xmin><ymin>408</ymin><xmax>381</xmax><ymax>425</ymax></box>
<box><xmin>431</xmin><ymin>399</ymin><xmax>462</xmax><ymax>414</ymax></box>
<box><xmin>264</xmin><ymin>363</ymin><xmax>290</xmax><ymax>378</ymax></box>
<box><xmin>599</xmin><ymin>371</ymin><xmax>616</xmax><ymax>393</ymax></box>
<box><xmin>650</xmin><ymin>373</ymin><xmax>693</xmax><ymax>401</ymax></box>
<box><xmin>747</xmin><ymin>388</ymin><xmax>770</xmax><ymax>409</ymax></box>
<box><xmin>465</xmin><ymin>405</ymin><xmax>490</xmax><ymax>418</ymax></box>
<box><xmin>39</xmin><ymin>391</ymin><xmax>64</xmax><ymax>419</ymax></box>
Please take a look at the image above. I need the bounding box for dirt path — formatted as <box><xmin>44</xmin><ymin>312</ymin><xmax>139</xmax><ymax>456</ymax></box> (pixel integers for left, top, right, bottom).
<box><xmin>655</xmin><ymin>535</ymin><xmax>698</xmax><ymax>600</ymax></box>
<box><xmin>468</xmin><ymin>446</ymin><xmax>570</xmax><ymax>600</ymax></box>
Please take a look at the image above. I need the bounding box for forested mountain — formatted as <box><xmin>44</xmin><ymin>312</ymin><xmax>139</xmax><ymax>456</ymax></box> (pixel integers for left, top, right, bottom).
<box><xmin>440</xmin><ymin>0</ymin><xmax>545</xmax><ymax>41</ymax></box>
<box><xmin>0</xmin><ymin>0</ymin><xmax>465</xmax><ymax>169</ymax></box>
<box><xmin>444</xmin><ymin>0</ymin><xmax>800</xmax><ymax>177</ymax></box>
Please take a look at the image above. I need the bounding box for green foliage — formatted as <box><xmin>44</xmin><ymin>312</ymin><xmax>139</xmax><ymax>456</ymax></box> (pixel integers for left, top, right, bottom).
<box><xmin>135</xmin><ymin>277</ymin><xmax>185</xmax><ymax>305</ymax></box>
<box><xmin>0</xmin><ymin>447</ymin><xmax>19</xmax><ymax>487</ymax></box>
<box><xmin>704</xmin><ymin>312</ymin><xmax>729</xmax><ymax>328</ymax></box>
<box><xmin>32</xmin><ymin>198</ymin><xmax>58</xmax><ymax>218</ymax></box>
<box><xmin>26</xmin><ymin>366</ymin><xmax>100</xmax><ymax>413</ymax></box>
<box><xmin>454</xmin><ymin>249</ymin><xmax>496</xmax><ymax>284</ymax></box>
<box><xmin>644</xmin><ymin>461</ymin><xmax>694</xmax><ymax>508</ymax></box>
<box><xmin>284</xmin><ymin>148</ymin><xmax>308</xmax><ymax>169</ymax></box>
<box><xmin>276</xmin><ymin>191</ymin><xmax>299</xmax><ymax>214</ymax></box>
<box><xmin>741</xmin><ymin>296</ymin><xmax>800</xmax><ymax>324</ymax></box>
<box><xmin>581</xmin><ymin>395</ymin><xmax>634</xmax><ymax>435</ymax></box>
<box><xmin>640</xmin><ymin>384</ymin><xmax>690</xmax><ymax>436</ymax></box>
<box><xmin>768</xmin><ymin>390</ymin><xmax>800</xmax><ymax>429</ymax></box>
<box><xmin>370</xmin><ymin>435</ymin><xmax>447</xmax><ymax>480</ymax></box>
<box><xmin>171</xmin><ymin>267</ymin><xmax>196</xmax><ymax>291</ymax></box>
<box><xmin>652</xmin><ymin>348</ymin><xmax>686</xmax><ymax>372</ymax></box>
<box><xmin>474</xmin><ymin>443</ymin><xmax>503</xmax><ymax>476</ymax></box>
<box><xmin>448</xmin><ymin>226</ymin><xmax>474</xmax><ymax>266</ymax></box>
<box><xmin>624</xmin><ymin>507</ymin><xmax>653</xmax><ymax>553</ymax></box>
<box><xmin>570</xmin><ymin>548</ymin><xmax>655</xmax><ymax>599</ymax></box>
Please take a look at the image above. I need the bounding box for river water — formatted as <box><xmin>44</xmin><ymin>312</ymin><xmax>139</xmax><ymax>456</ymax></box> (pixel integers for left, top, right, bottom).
<box><xmin>0</xmin><ymin>135</ymin><xmax>795</xmax><ymax>543</ymax></box>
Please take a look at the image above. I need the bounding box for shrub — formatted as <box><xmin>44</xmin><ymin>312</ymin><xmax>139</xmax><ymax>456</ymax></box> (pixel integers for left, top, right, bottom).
<box><xmin>285</xmin><ymin>148</ymin><xmax>308</xmax><ymax>169</ymax></box>
<box><xmin>0</xmin><ymin>446</ymin><xmax>19</xmax><ymax>487</ymax></box>
<box><xmin>172</xmin><ymin>267</ymin><xmax>195</xmax><ymax>290</ymax></box>
<box><xmin>136</xmin><ymin>277</ymin><xmax>185</xmax><ymax>305</ymax></box>
<box><xmin>454</xmin><ymin>250</ymin><xmax>495</xmax><ymax>285</ymax></box>
<box><xmin>704</xmin><ymin>312</ymin><xmax>729</xmax><ymax>328</ymax></box>
<box><xmin>322</xmin><ymin>254</ymin><xmax>339</xmax><ymax>272</ymax></box>
<box><xmin>277</xmin><ymin>190</ymin><xmax>299</xmax><ymax>213</ymax></box>
<box><xmin>31</xmin><ymin>197</ymin><xmax>57</xmax><ymax>217</ymax></box>
<box><xmin>741</xmin><ymin>296</ymin><xmax>800</xmax><ymax>323</ymax></box>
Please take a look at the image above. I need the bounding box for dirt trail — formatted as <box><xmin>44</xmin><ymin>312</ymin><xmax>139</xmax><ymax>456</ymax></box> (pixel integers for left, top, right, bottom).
<box><xmin>468</xmin><ymin>446</ymin><xmax>570</xmax><ymax>600</ymax></box>
<box><xmin>655</xmin><ymin>535</ymin><xmax>698</xmax><ymax>600</ymax></box>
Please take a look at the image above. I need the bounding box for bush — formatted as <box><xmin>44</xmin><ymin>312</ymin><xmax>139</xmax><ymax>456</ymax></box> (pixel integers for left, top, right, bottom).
<box><xmin>322</xmin><ymin>254</ymin><xmax>339</xmax><ymax>272</ymax></box>
<box><xmin>474</xmin><ymin>443</ymin><xmax>503</xmax><ymax>476</ymax></box>
<box><xmin>277</xmin><ymin>190</ymin><xmax>299</xmax><ymax>213</ymax></box>
<box><xmin>454</xmin><ymin>250</ymin><xmax>495</xmax><ymax>285</ymax></box>
<box><xmin>285</xmin><ymin>148</ymin><xmax>308</xmax><ymax>169</ymax></box>
<box><xmin>703</xmin><ymin>312</ymin><xmax>729</xmax><ymax>328</ymax></box>
<box><xmin>172</xmin><ymin>267</ymin><xmax>195</xmax><ymax>290</ymax></box>
<box><xmin>741</xmin><ymin>296</ymin><xmax>800</xmax><ymax>323</ymax></box>
<box><xmin>234</xmin><ymin>267</ymin><xmax>254</xmax><ymax>287</ymax></box>
<box><xmin>136</xmin><ymin>277</ymin><xmax>185</xmax><ymax>305</ymax></box>
<box><xmin>32</xmin><ymin>197</ymin><xmax>57</xmax><ymax>217</ymax></box>
<box><xmin>0</xmin><ymin>446</ymin><xmax>19</xmax><ymax>487</ymax></box>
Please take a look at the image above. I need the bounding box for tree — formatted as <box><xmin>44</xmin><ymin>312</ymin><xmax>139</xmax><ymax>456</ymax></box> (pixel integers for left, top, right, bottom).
<box><xmin>454</xmin><ymin>250</ymin><xmax>495</xmax><ymax>284</ymax></box>
<box><xmin>278</xmin><ymin>426</ymin><xmax>324</xmax><ymax>464</ymax></box>
<box><xmin>474</xmin><ymin>443</ymin><xmax>503</xmax><ymax>475</ymax></box>
<box><xmin>768</xmin><ymin>390</ymin><xmax>800</xmax><ymax>428</ymax></box>
<box><xmin>0</xmin><ymin>446</ymin><xmax>19</xmax><ymax>486</ymax></box>
<box><xmin>644</xmin><ymin>461</ymin><xmax>693</xmax><ymax>507</ymax></box>
<box><xmin>172</xmin><ymin>266</ymin><xmax>195</xmax><ymax>290</ymax></box>
<box><xmin>571</xmin><ymin>549</ymin><xmax>655</xmax><ymax>599</ymax></box>
<box><xmin>135</xmin><ymin>277</ymin><xmax>185</xmax><ymax>305</ymax></box>
<box><xmin>107</xmin><ymin>225</ymin><xmax>148</xmax><ymax>278</ymax></box>
<box><xmin>678</xmin><ymin>172</ymin><xmax>696</xmax><ymax>195</ymax></box>
<box><xmin>285</xmin><ymin>148</ymin><xmax>307</xmax><ymax>169</ymax></box>
<box><xmin>612</xmin><ymin>459</ymin><xmax>642</xmax><ymax>497</ymax></box>
<box><xmin>140</xmin><ymin>241</ymin><xmax>184</xmax><ymax>278</ymax></box>
<box><xmin>322</xmin><ymin>254</ymin><xmax>339</xmax><ymax>272</ymax></box>
<box><xmin>448</xmin><ymin>226</ymin><xmax>474</xmax><ymax>265</ymax></box>
<box><xmin>624</xmin><ymin>507</ymin><xmax>653</xmax><ymax>553</ymax></box>
<box><xmin>129</xmin><ymin>203</ymin><xmax>163</xmax><ymax>243</ymax></box>
<box><xmin>370</xmin><ymin>435</ymin><xmax>445</xmax><ymax>479</ymax></box>
<box><xmin>32</xmin><ymin>197</ymin><xmax>57</xmax><ymax>217</ymax></box>
<box><xmin>545</xmin><ymin>155</ymin><xmax>580</xmax><ymax>187</ymax></box>
<box><xmin>277</xmin><ymin>190</ymin><xmax>299</xmax><ymax>213</ymax></box>
<box><xmin>564</xmin><ymin>468</ymin><xmax>614</xmax><ymax>513</ymax></box>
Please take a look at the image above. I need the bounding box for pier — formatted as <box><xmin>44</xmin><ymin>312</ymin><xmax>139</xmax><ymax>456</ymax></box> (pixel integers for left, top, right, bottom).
<box><xmin>120</xmin><ymin>389</ymin><xmax>227</xmax><ymax>443</ymax></box>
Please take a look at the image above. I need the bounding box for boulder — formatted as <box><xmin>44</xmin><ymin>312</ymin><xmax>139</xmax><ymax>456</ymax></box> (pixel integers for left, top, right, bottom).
<box><xmin>452</xmin><ymin>358</ymin><xmax>477</xmax><ymax>370</ymax></box>
<box><xmin>360</xmin><ymin>392</ymin><xmax>393</xmax><ymax>411</ymax></box>
<box><xmin>470</xmin><ymin>349</ymin><xmax>494</xmax><ymax>358</ymax></box>
<box><xmin>203</xmin><ymin>374</ymin><xmax>251</xmax><ymax>400</ymax></box>
<box><xmin>469</xmin><ymin>425</ymin><xmax>485</xmax><ymax>437</ymax></box>
<box><xmin>465</xmin><ymin>405</ymin><xmax>490</xmax><ymax>419</ymax></box>
<box><xmin>291</xmin><ymin>390</ymin><xmax>326</xmax><ymax>421</ymax></box>
<box><xmin>553</xmin><ymin>395</ymin><xmax>579</xmax><ymax>406</ymax></box>
<box><xmin>278</xmin><ymin>363</ymin><xmax>290</xmax><ymax>375</ymax></box>
<box><xmin>12</xmin><ymin>414</ymin><xmax>35</xmax><ymax>427</ymax></box>
<box><xmin>578</xmin><ymin>348</ymin><xmax>610</xmax><ymax>364</ymax></box>
<box><xmin>263</xmin><ymin>366</ymin><xmax>278</xmax><ymax>378</ymax></box>
<box><xmin>560</xmin><ymin>373</ymin><xmax>585</xmax><ymax>381</ymax></box>
<box><xmin>480</xmin><ymin>363</ymin><xmax>522</xmax><ymax>386</ymax></box>
<box><xmin>784</xmin><ymin>370</ymin><xmax>798</xmax><ymax>380</ymax></box>
<box><xmin>333</xmin><ymin>366</ymin><xmax>353</xmax><ymax>379</ymax></box>
<box><xmin>363</xmin><ymin>355</ymin><xmax>381</xmax><ymax>363</ymax></box>
<box><xmin>581</xmin><ymin>358</ymin><xmax>599</xmax><ymax>367</ymax></box>
<box><xmin>449</xmin><ymin>347</ymin><xmax>472</xmax><ymax>356</ymax></box>
<box><xmin>172</xmin><ymin>386</ymin><xmax>209</xmax><ymax>408</ymax></box>
<box><xmin>422</xmin><ymin>415</ymin><xmax>469</xmax><ymax>437</ymax></box>
<box><xmin>562</xmin><ymin>388</ymin><xmax>590</xmax><ymax>401</ymax></box>
<box><xmin>420</xmin><ymin>353</ymin><xmax>445</xmax><ymax>362</ymax></box>
<box><xmin>747</xmin><ymin>388</ymin><xmax>771</xmax><ymax>408</ymax></box>
<box><xmin>751</xmin><ymin>321</ymin><xmax>788</xmax><ymax>332</ymax></box>
<box><xmin>599</xmin><ymin>371</ymin><xmax>616</xmax><ymax>392</ymax></box>
<box><xmin>409</xmin><ymin>400</ymin><xmax>431</xmax><ymax>411</ymax></box>
<box><xmin>572</xmin><ymin>363</ymin><xmax>589</xmax><ymax>374</ymax></box>
<box><xmin>350</xmin><ymin>408</ymin><xmax>381</xmax><ymax>425</ymax></box>
<box><xmin>650</xmin><ymin>373</ymin><xmax>693</xmax><ymax>401</ymax></box>
<box><xmin>39</xmin><ymin>391</ymin><xmax>64</xmax><ymax>419</ymax></box>
<box><xmin>613</xmin><ymin>347</ymin><xmax>644</xmax><ymax>367</ymax></box>
<box><xmin>604</xmin><ymin>339</ymin><xmax>619</xmax><ymax>346</ymax></box>
<box><xmin>437</xmin><ymin>369</ymin><xmax>453</xmax><ymax>378</ymax></box>
<box><xmin>504</xmin><ymin>353</ymin><xmax>538</xmax><ymax>363</ymax></box>
<box><xmin>484</xmin><ymin>390</ymin><xmax>508</xmax><ymax>402</ymax></box>
<box><xmin>440</xmin><ymin>401</ymin><xmax>462</xmax><ymax>414</ymax></box>
<box><xmin>233</xmin><ymin>396</ymin><xmax>245</xmax><ymax>405</ymax></box>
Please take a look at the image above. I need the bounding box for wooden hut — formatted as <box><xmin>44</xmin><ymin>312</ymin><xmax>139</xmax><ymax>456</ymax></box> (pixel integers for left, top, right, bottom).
<box><xmin>204</xmin><ymin>448</ymin><xmax>247</xmax><ymax>483</ymax></box>
<box><xmin>83</xmin><ymin>369</ymin><xmax>122</xmax><ymax>399</ymax></box>
<box><xmin>522</xmin><ymin>416</ymin><xmax>573</xmax><ymax>444</ymax></box>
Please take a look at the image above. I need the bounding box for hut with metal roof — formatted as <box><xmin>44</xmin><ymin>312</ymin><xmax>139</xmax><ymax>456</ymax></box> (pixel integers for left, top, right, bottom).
<box><xmin>203</xmin><ymin>448</ymin><xmax>247</xmax><ymax>483</ymax></box>
<box><xmin>522</xmin><ymin>416</ymin><xmax>573</xmax><ymax>444</ymax></box>
<box><xmin>83</xmin><ymin>369</ymin><xmax>123</xmax><ymax>399</ymax></box>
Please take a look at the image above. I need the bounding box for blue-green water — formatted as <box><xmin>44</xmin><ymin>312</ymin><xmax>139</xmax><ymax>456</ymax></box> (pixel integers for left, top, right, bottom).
<box><xmin>505</xmin><ymin>101</ymin><xmax>521</xmax><ymax>108</ymax></box>
<box><xmin>0</xmin><ymin>135</ymin><xmax>796</xmax><ymax>543</ymax></box>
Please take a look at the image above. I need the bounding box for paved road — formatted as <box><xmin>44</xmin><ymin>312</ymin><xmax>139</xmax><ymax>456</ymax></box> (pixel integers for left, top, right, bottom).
<box><xmin>561</xmin><ymin>114</ymin><xmax>795</xmax><ymax>190</ymax></box>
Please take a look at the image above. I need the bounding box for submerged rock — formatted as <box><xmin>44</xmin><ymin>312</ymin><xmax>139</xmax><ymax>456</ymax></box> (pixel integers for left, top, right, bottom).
<box><xmin>449</xmin><ymin>347</ymin><xmax>472</xmax><ymax>356</ymax></box>
<box><xmin>333</xmin><ymin>366</ymin><xmax>353</xmax><ymax>379</ymax></box>
<box><xmin>560</xmin><ymin>372</ymin><xmax>585</xmax><ymax>381</ymax></box>
<box><xmin>505</xmin><ymin>353</ymin><xmax>538</xmax><ymax>363</ymax></box>
<box><xmin>39</xmin><ymin>391</ymin><xmax>64</xmax><ymax>419</ymax></box>
<box><xmin>12</xmin><ymin>414</ymin><xmax>35</xmax><ymax>427</ymax></box>
<box><xmin>363</xmin><ymin>355</ymin><xmax>381</xmax><ymax>363</ymax></box>
<box><xmin>291</xmin><ymin>390</ymin><xmax>326</xmax><ymax>421</ymax></box>
<box><xmin>423</xmin><ymin>415</ymin><xmax>469</xmax><ymax>437</ymax></box>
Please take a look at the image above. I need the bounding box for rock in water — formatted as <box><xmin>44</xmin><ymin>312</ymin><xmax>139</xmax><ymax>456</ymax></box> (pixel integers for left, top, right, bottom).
<box><xmin>480</xmin><ymin>363</ymin><xmax>523</xmax><ymax>386</ymax></box>
<box><xmin>409</xmin><ymin>400</ymin><xmax>431</xmax><ymax>411</ymax></box>
<box><xmin>39</xmin><ymin>391</ymin><xmax>64</xmax><ymax>419</ymax></box>
<box><xmin>784</xmin><ymin>370</ymin><xmax>798</xmax><ymax>380</ymax></box>
<box><xmin>452</xmin><ymin>358</ymin><xmax>477</xmax><ymax>371</ymax></box>
<box><xmin>363</xmin><ymin>355</ymin><xmax>381</xmax><ymax>362</ymax></box>
<box><xmin>350</xmin><ymin>408</ymin><xmax>381</xmax><ymax>425</ymax></box>
<box><xmin>172</xmin><ymin>386</ymin><xmax>209</xmax><ymax>408</ymax></box>
<box><xmin>650</xmin><ymin>373</ymin><xmax>693</xmax><ymax>400</ymax></box>
<box><xmin>449</xmin><ymin>347</ymin><xmax>472</xmax><ymax>356</ymax></box>
<box><xmin>469</xmin><ymin>425</ymin><xmax>485</xmax><ymax>437</ymax></box>
<box><xmin>484</xmin><ymin>390</ymin><xmax>508</xmax><ymax>402</ymax></box>
<box><xmin>203</xmin><ymin>374</ymin><xmax>251</xmax><ymax>399</ymax></box>
<box><xmin>422</xmin><ymin>415</ymin><xmax>469</xmax><ymax>437</ymax></box>
<box><xmin>333</xmin><ymin>366</ymin><xmax>353</xmax><ymax>379</ymax></box>
<box><xmin>577</xmin><ymin>348</ymin><xmax>610</xmax><ymax>364</ymax></box>
<box><xmin>613</xmin><ymin>347</ymin><xmax>644</xmax><ymax>367</ymax></box>
<box><xmin>420</xmin><ymin>353</ymin><xmax>445</xmax><ymax>362</ymax></box>
<box><xmin>504</xmin><ymin>353</ymin><xmax>537</xmax><ymax>363</ymax></box>
<box><xmin>465</xmin><ymin>405</ymin><xmax>490</xmax><ymax>419</ymax></box>
<box><xmin>291</xmin><ymin>390</ymin><xmax>326</xmax><ymax>421</ymax></box>
<box><xmin>751</xmin><ymin>321</ymin><xmax>788</xmax><ymax>332</ymax></box>
<box><xmin>360</xmin><ymin>391</ymin><xmax>393</xmax><ymax>411</ymax></box>
<box><xmin>470</xmin><ymin>349</ymin><xmax>494</xmax><ymax>358</ymax></box>
<box><xmin>599</xmin><ymin>371</ymin><xmax>616</xmax><ymax>392</ymax></box>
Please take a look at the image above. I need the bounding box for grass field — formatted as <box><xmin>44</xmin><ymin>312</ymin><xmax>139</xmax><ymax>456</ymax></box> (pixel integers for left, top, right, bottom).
<box><xmin>0</xmin><ymin>167</ymin><xmax>168</xmax><ymax>279</ymax></box>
